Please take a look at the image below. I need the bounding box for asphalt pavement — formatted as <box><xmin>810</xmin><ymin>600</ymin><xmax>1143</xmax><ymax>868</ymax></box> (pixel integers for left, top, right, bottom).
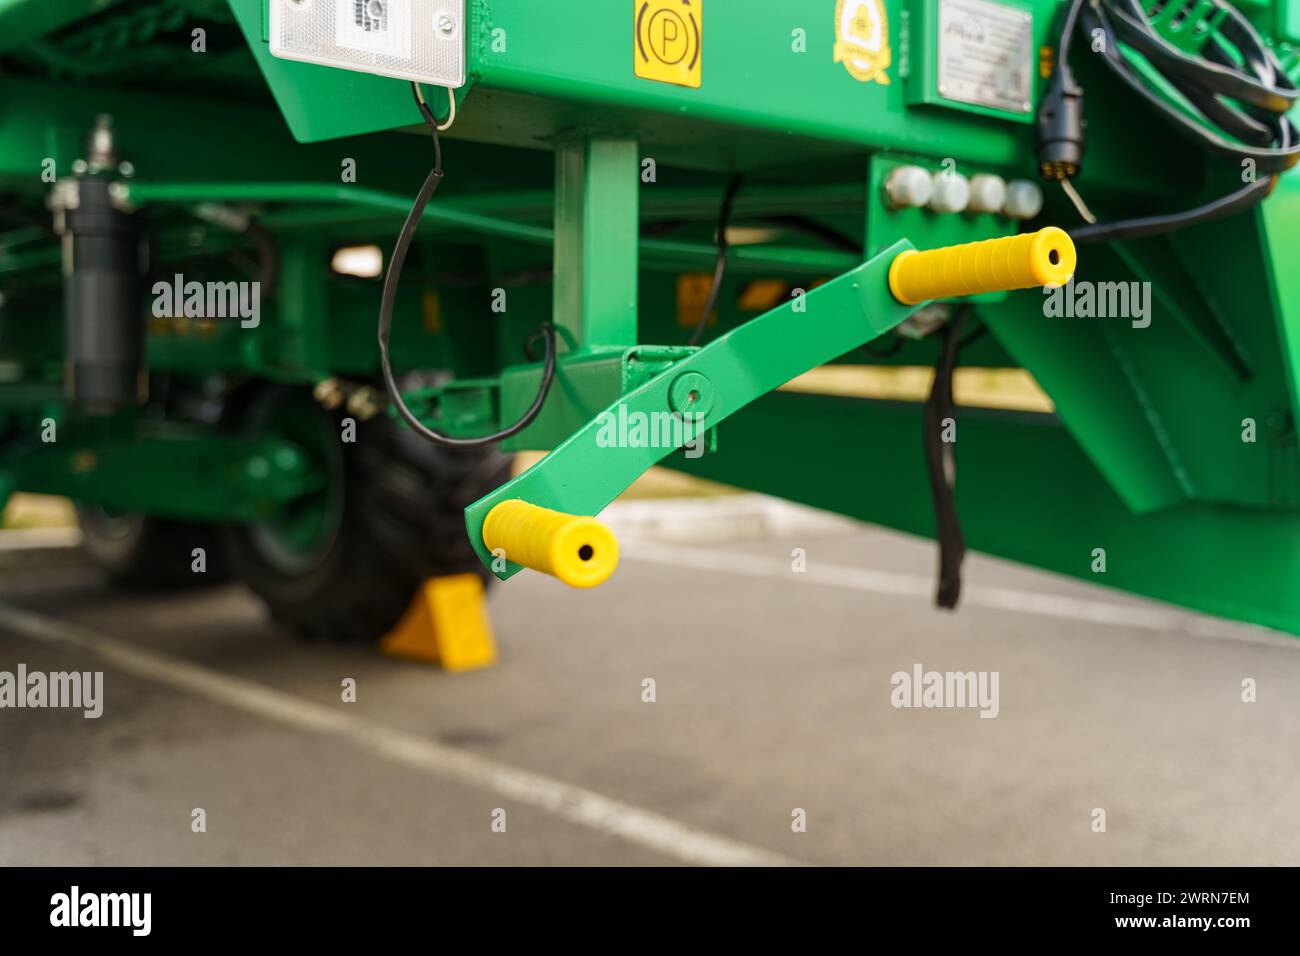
<box><xmin>1</xmin><ymin>503</ymin><xmax>1297</xmax><ymax>866</ymax></box>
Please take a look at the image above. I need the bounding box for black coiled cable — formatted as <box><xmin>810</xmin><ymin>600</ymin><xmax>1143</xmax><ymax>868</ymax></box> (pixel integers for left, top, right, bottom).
<box><xmin>1046</xmin><ymin>0</ymin><xmax>1298</xmax><ymax>242</ymax></box>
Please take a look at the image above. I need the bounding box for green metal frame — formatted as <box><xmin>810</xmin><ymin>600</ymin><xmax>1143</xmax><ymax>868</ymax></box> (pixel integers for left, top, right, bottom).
<box><xmin>0</xmin><ymin>0</ymin><xmax>1298</xmax><ymax>636</ymax></box>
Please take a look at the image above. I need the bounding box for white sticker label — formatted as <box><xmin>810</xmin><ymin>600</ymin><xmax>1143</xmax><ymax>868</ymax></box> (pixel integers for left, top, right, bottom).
<box><xmin>936</xmin><ymin>0</ymin><xmax>1032</xmax><ymax>114</ymax></box>
<box><xmin>337</xmin><ymin>0</ymin><xmax>413</xmax><ymax>60</ymax></box>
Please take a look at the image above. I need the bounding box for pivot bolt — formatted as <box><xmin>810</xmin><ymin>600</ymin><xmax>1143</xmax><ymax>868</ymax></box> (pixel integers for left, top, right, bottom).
<box><xmin>669</xmin><ymin>371</ymin><xmax>714</xmax><ymax>418</ymax></box>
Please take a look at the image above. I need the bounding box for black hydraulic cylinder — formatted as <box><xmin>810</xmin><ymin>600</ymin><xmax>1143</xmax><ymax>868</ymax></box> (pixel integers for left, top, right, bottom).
<box><xmin>63</xmin><ymin>178</ymin><xmax>142</xmax><ymax>413</ymax></box>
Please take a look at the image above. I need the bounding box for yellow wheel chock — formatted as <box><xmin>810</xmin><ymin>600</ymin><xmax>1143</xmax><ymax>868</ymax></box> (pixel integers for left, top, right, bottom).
<box><xmin>380</xmin><ymin>573</ymin><xmax>498</xmax><ymax>671</ymax></box>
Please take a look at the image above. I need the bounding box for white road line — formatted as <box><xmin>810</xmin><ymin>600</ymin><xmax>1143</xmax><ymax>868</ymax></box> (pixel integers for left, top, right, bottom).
<box><xmin>0</xmin><ymin>601</ymin><xmax>797</xmax><ymax>868</ymax></box>
<box><xmin>623</xmin><ymin>540</ymin><xmax>1298</xmax><ymax>650</ymax></box>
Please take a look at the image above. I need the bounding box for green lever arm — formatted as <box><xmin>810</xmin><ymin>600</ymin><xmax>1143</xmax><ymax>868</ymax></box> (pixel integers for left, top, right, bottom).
<box><xmin>464</xmin><ymin>239</ymin><xmax>921</xmax><ymax>580</ymax></box>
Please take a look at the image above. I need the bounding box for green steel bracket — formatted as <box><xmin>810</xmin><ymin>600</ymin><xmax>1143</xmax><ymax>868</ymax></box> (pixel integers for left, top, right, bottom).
<box><xmin>499</xmin><ymin>346</ymin><xmax>698</xmax><ymax>452</ymax></box>
<box><xmin>396</xmin><ymin>346</ymin><xmax>703</xmax><ymax>450</ymax></box>
<box><xmin>397</xmin><ymin>377</ymin><xmax>502</xmax><ymax>441</ymax></box>
<box><xmin>464</xmin><ymin>239</ymin><xmax>920</xmax><ymax>581</ymax></box>
<box><xmin>0</xmin><ymin>426</ymin><xmax>322</xmax><ymax>523</ymax></box>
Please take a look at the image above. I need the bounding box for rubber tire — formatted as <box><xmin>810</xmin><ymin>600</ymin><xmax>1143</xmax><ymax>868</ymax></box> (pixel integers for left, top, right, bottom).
<box><xmin>222</xmin><ymin>388</ymin><xmax>511</xmax><ymax>642</ymax></box>
<box><xmin>75</xmin><ymin>504</ymin><xmax>232</xmax><ymax>590</ymax></box>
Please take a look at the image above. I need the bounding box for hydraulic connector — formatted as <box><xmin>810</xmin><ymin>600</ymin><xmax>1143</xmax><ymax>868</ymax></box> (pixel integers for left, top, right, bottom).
<box><xmin>887</xmin><ymin>227</ymin><xmax>1077</xmax><ymax>306</ymax></box>
<box><xmin>482</xmin><ymin>499</ymin><xmax>619</xmax><ymax>589</ymax></box>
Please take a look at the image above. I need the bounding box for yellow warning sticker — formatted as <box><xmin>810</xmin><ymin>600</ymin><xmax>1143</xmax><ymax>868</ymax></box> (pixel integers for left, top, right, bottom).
<box><xmin>634</xmin><ymin>0</ymin><xmax>702</xmax><ymax>89</ymax></box>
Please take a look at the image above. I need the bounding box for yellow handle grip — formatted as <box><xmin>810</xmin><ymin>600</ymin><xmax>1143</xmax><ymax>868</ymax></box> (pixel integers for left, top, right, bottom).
<box><xmin>482</xmin><ymin>499</ymin><xmax>619</xmax><ymax>589</ymax></box>
<box><xmin>888</xmin><ymin>226</ymin><xmax>1076</xmax><ymax>306</ymax></box>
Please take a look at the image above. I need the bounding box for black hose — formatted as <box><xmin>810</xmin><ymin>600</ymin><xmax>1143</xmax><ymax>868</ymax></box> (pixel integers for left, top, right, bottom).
<box><xmin>924</xmin><ymin>310</ymin><xmax>970</xmax><ymax>610</ymax></box>
<box><xmin>687</xmin><ymin>175</ymin><xmax>743</xmax><ymax>347</ymax></box>
<box><xmin>377</xmin><ymin>83</ymin><xmax>557</xmax><ymax>448</ymax></box>
<box><xmin>1044</xmin><ymin>0</ymin><xmax>1297</xmax><ymax>243</ymax></box>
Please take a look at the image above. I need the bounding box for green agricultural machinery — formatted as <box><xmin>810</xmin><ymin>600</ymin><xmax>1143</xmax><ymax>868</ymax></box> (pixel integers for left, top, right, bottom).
<box><xmin>1</xmin><ymin>0</ymin><xmax>1298</xmax><ymax>637</ymax></box>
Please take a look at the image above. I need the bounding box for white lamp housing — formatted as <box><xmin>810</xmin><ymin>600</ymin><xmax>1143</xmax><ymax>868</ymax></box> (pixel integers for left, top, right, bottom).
<box><xmin>269</xmin><ymin>0</ymin><xmax>466</xmax><ymax>88</ymax></box>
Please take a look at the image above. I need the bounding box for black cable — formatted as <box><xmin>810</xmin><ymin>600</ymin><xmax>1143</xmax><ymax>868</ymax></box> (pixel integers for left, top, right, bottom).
<box><xmin>754</xmin><ymin>214</ymin><xmax>862</xmax><ymax>254</ymax></box>
<box><xmin>1058</xmin><ymin>0</ymin><xmax>1084</xmax><ymax>60</ymax></box>
<box><xmin>924</xmin><ymin>309</ymin><xmax>970</xmax><ymax>610</ymax></box>
<box><xmin>377</xmin><ymin>82</ymin><xmax>557</xmax><ymax>448</ymax></box>
<box><xmin>522</xmin><ymin>323</ymin><xmax>551</xmax><ymax>362</ymax></box>
<box><xmin>1042</xmin><ymin>0</ymin><xmax>1298</xmax><ymax>242</ymax></box>
<box><xmin>687</xmin><ymin>174</ymin><xmax>743</xmax><ymax>347</ymax></box>
<box><xmin>1069</xmin><ymin>174</ymin><xmax>1275</xmax><ymax>243</ymax></box>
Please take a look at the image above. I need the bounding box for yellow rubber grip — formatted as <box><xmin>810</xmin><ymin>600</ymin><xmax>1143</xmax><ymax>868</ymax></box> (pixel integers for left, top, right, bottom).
<box><xmin>887</xmin><ymin>226</ymin><xmax>1077</xmax><ymax>306</ymax></box>
<box><xmin>482</xmin><ymin>499</ymin><xmax>619</xmax><ymax>589</ymax></box>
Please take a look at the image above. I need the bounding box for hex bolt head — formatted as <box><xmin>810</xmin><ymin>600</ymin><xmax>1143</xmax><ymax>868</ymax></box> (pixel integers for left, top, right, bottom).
<box><xmin>884</xmin><ymin>165</ymin><xmax>934</xmax><ymax>210</ymax></box>
<box><xmin>928</xmin><ymin>171</ymin><xmax>970</xmax><ymax>214</ymax></box>
<box><xmin>968</xmin><ymin>174</ymin><xmax>1008</xmax><ymax>214</ymax></box>
<box><xmin>1004</xmin><ymin>179</ymin><xmax>1045</xmax><ymax>220</ymax></box>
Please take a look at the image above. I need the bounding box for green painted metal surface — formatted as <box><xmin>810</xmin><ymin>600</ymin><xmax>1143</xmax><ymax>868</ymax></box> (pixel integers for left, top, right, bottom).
<box><xmin>552</xmin><ymin>136</ymin><xmax>641</xmax><ymax>351</ymax></box>
<box><xmin>120</xmin><ymin>180</ymin><xmax>853</xmax><ymax>275</ymax></box>
<box><xmin>226</xmin><ymin>0</ymin><xmax>432</xmax><ymax>142</ymax></box>
<box><xmin>0</xmin><ymin>0</ymin><xmax>129</xmax><ymax>56</ymax></box>
<box><xmin>470</xmin><ymin>0</ymin><xmax>1045</xmax><ymax>166</ymax></box>
<box><xmin>498</xmin><ymin>346</ymin><xmax>697</xmax><ymax>451</ymax></box>
<box><xmin>0</xmin><ymin>427</ymin><xmax>320</xmax><ymax>523</ymax></box>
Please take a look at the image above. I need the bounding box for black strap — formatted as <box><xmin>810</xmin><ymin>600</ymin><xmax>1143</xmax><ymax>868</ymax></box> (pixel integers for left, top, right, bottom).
<box><xmin>924</xmin><ymin>312</ymin><xmax>968</xmax><ymax>609</ymax></box>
